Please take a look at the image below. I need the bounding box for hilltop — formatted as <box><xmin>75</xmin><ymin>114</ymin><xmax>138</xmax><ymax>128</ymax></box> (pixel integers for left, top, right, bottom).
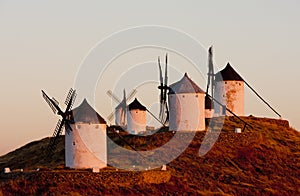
<box><xmin>0</xmin><ymin>116</ymin><xmax>299</xmax><ymax>195</ymax></box>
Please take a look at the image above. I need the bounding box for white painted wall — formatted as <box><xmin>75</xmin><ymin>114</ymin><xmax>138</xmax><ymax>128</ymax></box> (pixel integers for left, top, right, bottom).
<box><xmin>214</xmin><ymin>81</ymin><xmax>244</xmax><ymax>116</ymax></box>
<box><xmin>65</xmin><ymin>123</ymin><xmax>107</xmax><ymax>169</ymax></box>
<box><xmin>168</xmin><ymin>93</ymin><xmax>205</xmax><ymax>131</ymax></box>
<box><xmin>127</xmin><ymin>109</ymin><xmax>146</xmax><ymax>134</ymax></box>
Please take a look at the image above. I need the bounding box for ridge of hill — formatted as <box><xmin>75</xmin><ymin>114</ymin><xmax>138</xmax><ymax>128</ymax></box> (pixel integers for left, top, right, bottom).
<box><xmin>0</xmin><ymin>116</ymin><xmax>299</xmax><ymax>195</ymax></box>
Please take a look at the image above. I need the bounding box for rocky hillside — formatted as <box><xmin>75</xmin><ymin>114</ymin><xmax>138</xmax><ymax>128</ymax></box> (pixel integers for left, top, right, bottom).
<box><xmin>0</xmin><ymin>116</ymin><xmax>299</xmax><ymax>195</ymax></box>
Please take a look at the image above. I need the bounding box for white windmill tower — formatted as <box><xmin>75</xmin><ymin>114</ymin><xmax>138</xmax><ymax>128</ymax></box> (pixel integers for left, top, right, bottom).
<box><xmin>114</xmin><ymin>90</ymin><xmax>127</xmax><ymax>126</ymax></box>
<box><xmin>65</xmin><ymin>99</ymin><xmax>107</xmax><ymax>169</ymax></box>
<box><xmin>168</xmin><ymin>73</ymin><xmax>206</xmax><ymax>131</ymax></box>
<box><xmin>214</xmin><ymin>61</ymin><xmax>282</xmax><ymax>118</ymax></box>
<box><xmin>127</xmin><ymin>98</ymin><xmax>147</xmax><ymax>134</ymax></box>
<box><xmin>214</xmin><ymin>63</ymin><xmax>245</xmax><ymax>116</ymax></box>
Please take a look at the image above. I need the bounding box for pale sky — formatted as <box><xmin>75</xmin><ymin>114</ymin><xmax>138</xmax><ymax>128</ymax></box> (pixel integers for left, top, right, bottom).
<box><xmin>0</xmin><ymin>0</ymin><xmax>299</xmax><ymax>155</ymax></box>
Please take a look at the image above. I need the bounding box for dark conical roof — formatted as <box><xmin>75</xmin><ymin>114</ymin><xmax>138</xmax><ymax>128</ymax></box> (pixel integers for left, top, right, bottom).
<box><xmin>128</xmin><ymin>98</ymin><xmax>146</xmax><ymax>111</ymax></box>
<box><xmin>169</xmin><ymin>73</ymin><xmax>205</xmax><ymax>94</ymax></box>
<box><xmin>205</xmin><ymin>95</ymin><xmax>214</xmax><ymax>109</ymax></box>
<box><xmin>67</xmin><ymin>99</ymin><xmax>106</xmax><ymax>124</ymax></box>
<box><xmin>215</xmin><ymin>63</ymin><xmax>244</xmax><ymax>82</ymax></box>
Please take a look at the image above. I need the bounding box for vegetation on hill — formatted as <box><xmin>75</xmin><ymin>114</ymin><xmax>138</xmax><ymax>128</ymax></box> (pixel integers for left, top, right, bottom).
<box><xmin>0</xmin><ymin>116</ymin><xmax>299</xmax><ymax>195</ymax></box>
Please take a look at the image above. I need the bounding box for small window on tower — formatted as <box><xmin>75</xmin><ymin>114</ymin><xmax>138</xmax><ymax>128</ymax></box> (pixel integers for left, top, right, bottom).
<box><xmin>225</xmin><ymin>82</ymin><xmax>227</xmax><ymax>84</ymax></box>
<box><xmin>95</xmin><ymin>125</ymin><xmax>99</xmax><ymax>129</ymax></box>
<box><xmin>195</xmin><ymin>95</ymin><xmax>198</xmax><ymax>98</ymax></box>
<box><xmin>182</xmin><ymin>95</ymin><xmax>185</xmax><ymax>98</ymax></box>
<box><xmin>73</xmin><ymin>142</ymin><xmax>75</xmax><ymax>146</ymax></box>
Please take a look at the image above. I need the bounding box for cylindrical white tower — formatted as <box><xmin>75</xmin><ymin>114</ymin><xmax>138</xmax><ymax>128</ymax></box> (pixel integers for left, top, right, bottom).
<box><xmin>168</xmin><ymin>73</ymin><xmax>206</xmax><ymax>131</ymax></box>
<box><xmin>214</xmin><ymin>63</ymin><xmax>244</xmax><ymax>116</ymax></box>
<box><xmin>127</xmin><ymin>98</ymin><xmax>146</xmax><ymax>134</ymax></box>
<box><xmin>65</xmin><ymin>99</ymin><xmax>107</xmax><ymax>169</ymax></box>
<box><xmin>115</xmin><ymin>90</ymin><xmax>127</xmax><ymax>127</ymax></box>
<box><xmin>115</xmin><ymin>106</ymin><xmax>122</xmax><ymax>126</ymax></box>
<box><xmin>115</xmin><ymin>102</ymin><xmax>126</xmax><ymax>127</ymax></box>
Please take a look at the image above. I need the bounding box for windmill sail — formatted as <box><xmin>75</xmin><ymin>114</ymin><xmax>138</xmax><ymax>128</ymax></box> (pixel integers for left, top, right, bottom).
<box><xmin>158</xmin><ymin>57</ymin><xmax>164</xmax><ymax>118</ymax></box>
<box><xmin>46</xmin><ymin>119</ymin><xmax>64</xmax><ymax>155</ymax></box>
<box><xmin>107</xmin><ymin>90</ymin><xmax>121</xmax><ymax>103</ymax></box>
<box><xmin>163</xmin><ymin>53</ymin><xmax>169</xmax><ymax>124</ymax></box>
<box><xmin>41</xmin><ymin>88</ymin><xmax>77</xmax><ymax>158</ymax></box>
<box><xmin>157</xmin><ymin>54</ymin><xmax>169</xmax><ymax>126</ymax></box>
<box><xmin>127</xmin><ymin>89</ymin><xmax>137</xmax><ymax>101</ymax></box>
<box><xmin>206</xmin><ymin>46</ymin><xmax>215</xmax><ymax>99</ymax></box>
<box><xmin>107</xmin><ymin>112</ymin><xmax>114</xmax><ymax>121</ymax></box>
<box><xmin>42</xmin><ymin>90</ymin><xmax>59</xmax><ymax>114</ymax></box>
<box><xmin>65</xmin><ymin>90</ymin><xmax>77</xmax><ymax>112</ymax></box>
<box><xmin>164</xmin><ymin>54</ymin><xmax>168</xmax><ymax>102</ymax></box>
<box><xmin>64</xmin><ymin>88</ymin><xmax>74</xmax><ymax>105</ymax></box>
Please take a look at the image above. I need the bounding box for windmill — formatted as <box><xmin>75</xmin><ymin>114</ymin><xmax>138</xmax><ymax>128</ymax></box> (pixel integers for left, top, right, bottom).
<box><xmin>107</xmin><ymin>88</ymin><xmax>165</xmax><ymax>131</ymax></box>
<box><xmin>158</xmin><ymin>54</ymin><xmax>169</xmax><ymax>126</ymax></box>
<box><xmin>41</xmin><ymin>88</ymin><xmax>77</xmax><ymax>157</ymax></box>
<box><xmin>106</xmin><ymin>89</ymin><xmax>137</xmax><ymax>126</ymax></box>
<box><xmin>210</xmin><ymin>47</ymin><xmax>281</xmax><ymax>119</ymax></box>
<box><xmin>204</xmin><ymin>47</ymin><xmax>253</xmax><ymax>130</ymax></box>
